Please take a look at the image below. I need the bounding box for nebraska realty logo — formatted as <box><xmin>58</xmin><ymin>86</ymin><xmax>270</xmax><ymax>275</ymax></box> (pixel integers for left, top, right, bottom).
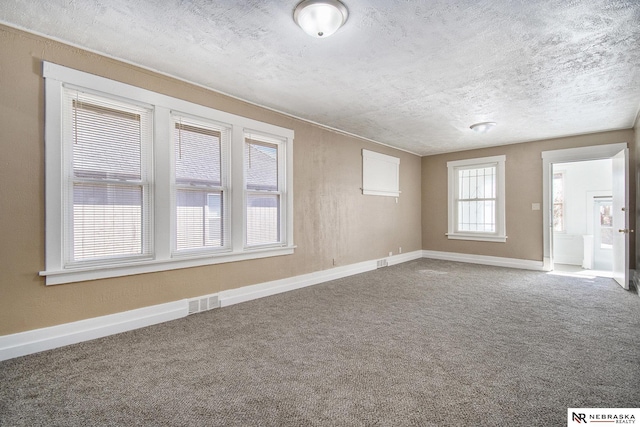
<box><xmin>568</xmin><ymin>408</ymin><xmax>639</xmax><ymax>425</ymax></box>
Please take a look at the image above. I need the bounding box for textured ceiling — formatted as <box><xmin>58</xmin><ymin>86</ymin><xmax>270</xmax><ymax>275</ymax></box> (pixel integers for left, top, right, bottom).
<box><xmin>1</xmin><ymin>0</ymin><xmax>639</xmax><ymax>155</ymax></box>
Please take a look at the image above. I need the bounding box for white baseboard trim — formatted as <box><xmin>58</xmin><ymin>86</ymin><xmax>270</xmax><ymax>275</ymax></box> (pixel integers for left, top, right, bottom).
<box><xmin>387</xmin><ymin>250</ymin><xmax>424</xmax><ymax>266</ymax></box>
<box><xmin>0</xmin><ymin>300</ymin><xmax>188</xmax><ymax>362</ymax></box>
<box><xmin>0</xmin><ymin>251</ymin><xmax>423</xmax><ymax>361</ymax></box>
<box><xmin>422</xmin><ymin>250</ymin><xmax>545</xmax><ymax>271</ymax></box>
<box><xmin>553</xmin><ymin>257</ymin><xmax>583</xmax><ymax>266</ymax></box>
<box><xmin>219</xmin><ymin>250</ymin><xmax>423</xmax><ymax>307</ymax></box>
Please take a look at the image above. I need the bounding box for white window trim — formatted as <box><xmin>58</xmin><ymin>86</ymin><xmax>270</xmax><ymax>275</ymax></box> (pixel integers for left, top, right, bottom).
<box><xmin>446</xmin><ymin>155</ymin><xmax>506</xmax><ymax>243</ymax></box>
<box><xmin>41</xmin><ymin>62</ymin><xmax>294</xmax><ymax>285</ymax></box>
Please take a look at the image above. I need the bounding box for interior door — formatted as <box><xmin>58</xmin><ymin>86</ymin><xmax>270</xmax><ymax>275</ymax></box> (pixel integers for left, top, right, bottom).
<box><xmin>611</xmin><ymin>148</ymin><xmax>629</xmax><ymax>289</ymax></box>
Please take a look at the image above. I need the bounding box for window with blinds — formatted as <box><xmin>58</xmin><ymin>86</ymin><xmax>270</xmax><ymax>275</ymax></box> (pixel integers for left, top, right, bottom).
<box><xmin>63</xmin><ymin>88</ymin><xmax>152</xmax><ymax>264</ymax></box>
<box><xmin>245</xmin><ymin>134</ymin><xmax>282</xmax><ymax>247</ymax></box>
<box><xmin>173</xmin><ymin>116</ymin><xmax>229</xmax><ymax>252</ymax></box>
<box><xmin>43</xmin><ymin>62</ymin><xmax>294</xmax><ymax>285</ymax></box>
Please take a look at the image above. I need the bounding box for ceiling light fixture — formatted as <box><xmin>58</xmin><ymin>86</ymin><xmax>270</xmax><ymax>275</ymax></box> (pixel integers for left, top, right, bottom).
<box><xmin>294</xmin><ymin>0</ymin><xmax>349</xmax><ymax>38</ymax></box>
<box><xmin>470</xmin><ymin>122</ymin><xmax>497</xmax><ymax>133</ymax></box>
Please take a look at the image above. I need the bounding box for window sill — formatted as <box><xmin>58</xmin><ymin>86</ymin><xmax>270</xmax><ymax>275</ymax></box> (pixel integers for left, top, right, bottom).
<box><xmin>40</xmin><ymin>246</ymin><xmax>296</xmax><ymax>285</ymax></box>
<box><xmin>446</xmin><ymin>233</ymin><xmax>507</xmax><ymax>243</ymax></box>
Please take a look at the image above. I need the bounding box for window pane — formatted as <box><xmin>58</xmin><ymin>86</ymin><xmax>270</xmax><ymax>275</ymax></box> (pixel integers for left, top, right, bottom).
<box><xmin>459</xmin><ymin>169</ymin><xmax>468</xmax><ymax>199</ymax></box>
<box><xmin>553</xmin><ymin>173</ymin><xmax>564</xmax><ymax>203</ymax></box>
<box><xmin>173</xmin><ymin>117</ymin><xmax>227</xmax><ymax>252</ymax></box>
<box><xmin>174</xmin><ymin>122</ymin><xmax>221</xmax><ymax>185</ymax></box>
<box><xmin>552</xmin><ymin>172</ymin><xmax>564</xmax><ymax>231</ymax></box>
<box><xmin>245</xmin><ymin>136</ymin><xmax>281</xmax><ymax>247</ymax></box>
<box><xmin>600</xmin><ymin>204</ymin><xmax>612</xmax><ymax>226</ymax></box>
<box><xmin>458</xmin><ymin>166</ymin><xmax>495</xmax><ymax>201</ymax></box>
<box><xmin>456</xmin><ymin>165</ymin><xmax>497</xmax><ymax>233</ymax></box>
<box><xmin>246</xmin><ymin>140</ymin><xmax>278</xmax><ymax>191</ymax></box>
<box><xmin>72</xmin><ymin>183</ymin><xmax>144</xmax><ymax>260</ymax></box>
<box><xmin>469</xmin><ymin>172</ymin><xmax>477</xmax><ymax>199</ymax></box>
<box><xmin>246</xmin><ymin>194</ymin><xmax>280</xmax><ymax>246</ymax></box>
<box><xmin>600</xmin><ymin>203</ymin><xmax>613</xmax><ymax>248</ymax></box>
<box><xmin>72</xmin><ymin>100</ymin><xmax>142</xmax><ymax>180</ymax></box>
<box><xmin>176</xmin><ymin>189</ymin><xmax>224</xmax><ymax>250</ymax></box>
<box><xmin>484</xmin><ymin>167</ymin><xmax>495</xmax><ymax>198</ymax></box>
<box><xmin>457</xmin><ymin>200</ymin><xmax>496</xmax><ymax>232</ymax></box>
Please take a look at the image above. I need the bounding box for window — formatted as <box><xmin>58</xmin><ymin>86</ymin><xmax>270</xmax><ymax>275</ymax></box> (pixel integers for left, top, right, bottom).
<box><xmin>172</xmin><ymin>115</ymin><xmax>229</xmax><ymax>253</ymax></box>
<box><xmin>447</xmin><ymin>155</ymin><xmax>506</xmax><ymax>242</ymax></box>
<box><xmin>552</xmin><ymin>172</ymin><xmax>565</xmax><ymax>232</ymax></box>
<box><xmin>42</xmin><ymin>62</ymin><xmax>294</xmax><ymax>285</ymax></box>
<box><xmin>65</xmin><ymin>89</ymin><xmax>153</xmax><ymax>264</ymax></box>
<box><xmin>245</xmin><ymin>134</ymin><xmax>283</xmax><ymax>247</ymax></box>
<box><xmin>598</xmin><ymin>201</ymin><xmax>613</xmax><ymax>249</ymax></box>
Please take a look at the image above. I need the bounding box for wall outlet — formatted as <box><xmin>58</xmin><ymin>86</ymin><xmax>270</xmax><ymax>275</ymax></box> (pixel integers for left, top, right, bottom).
<box><xmin>399</xmin><ymin>247</ymin><xmax>402</xmax><ymax>253</ymax></box>
<box><xmin>532</xmin><ymin>203</ymin><xmax>540</xmax><ymax>211</ymax></box>
<box><xmin>389</xmin><ymin>251</ymin><xmax>393</xmax><ymax>257</ymax></box>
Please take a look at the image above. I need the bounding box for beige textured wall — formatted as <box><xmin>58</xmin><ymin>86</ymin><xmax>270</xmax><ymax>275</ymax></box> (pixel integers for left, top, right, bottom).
<box><xmin>422</xmin><ymin>131</ymin><xmax>637</xmax><ymax>263</ymax></box>
<box><xmin>0</xmin><ymin>25</ymin><xmax>422</xmax><ymax>335</ymax></box>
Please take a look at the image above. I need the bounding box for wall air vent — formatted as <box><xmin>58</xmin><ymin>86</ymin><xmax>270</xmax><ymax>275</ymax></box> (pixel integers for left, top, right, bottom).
<box><xmin>377</xmin><ymin>259</ymin><xmax>388</xmax><ymax>268</ymax></box>
<box><xmin>187</xmin><ymin>294</ymin><xmax>220</xmax><ymax>315</ymax></box>
<box><xmin>188</xmin><ymin>300</ymin><xmax>200</xmax><ymax>314</ymax></box>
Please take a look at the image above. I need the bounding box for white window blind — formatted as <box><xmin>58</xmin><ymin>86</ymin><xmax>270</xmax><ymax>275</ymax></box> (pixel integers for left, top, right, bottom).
<box><xmin>173</xmin><ymin>115</ymin><xmax>229</xmax><ymax>252</ymax></box>
<box><xmin>245</xmin><ymin>134</ymin><xmax>281</xmax><ymax>247</ymax></box>
<box><xmin>63</xmin><ymin>88</ymin><xmax>152</xmax><ymax>264</ymax></box>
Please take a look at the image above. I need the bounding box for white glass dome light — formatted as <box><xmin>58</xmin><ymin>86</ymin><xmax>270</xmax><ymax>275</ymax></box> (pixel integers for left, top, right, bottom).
<box><xmin>294</xmin><ymin>0</ymin><xmax>349</xmax><ymax>38</ymax></box>
<box><xmin>470</xmin><ymin>122</ymin><xmax>497</xmax><ymax>133</ymax></box>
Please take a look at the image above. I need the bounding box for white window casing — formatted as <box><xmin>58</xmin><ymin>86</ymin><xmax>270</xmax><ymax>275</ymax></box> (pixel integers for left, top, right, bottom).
<box><xmin>42</xmin><ymin>62</ymin><xmax>294</xmax><ymax>285</ymax></box>
<box><xmin>447</xmin><ymin>155</ymin><xmax>506</xmax><ymax>242</ymax></box>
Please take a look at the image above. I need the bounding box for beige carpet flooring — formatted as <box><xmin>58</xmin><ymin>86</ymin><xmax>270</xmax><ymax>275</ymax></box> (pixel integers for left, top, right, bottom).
<box><xmin>1</xmin><ymin>259</ymin><xmax>639</xmax><ymax>426</ymax></box>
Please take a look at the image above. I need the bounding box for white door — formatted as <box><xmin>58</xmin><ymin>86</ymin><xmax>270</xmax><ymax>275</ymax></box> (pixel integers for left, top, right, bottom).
<box><xmin>611</xmin><ymin>148</ymin><xmax>629</xmax><ymax>289</ymax></box>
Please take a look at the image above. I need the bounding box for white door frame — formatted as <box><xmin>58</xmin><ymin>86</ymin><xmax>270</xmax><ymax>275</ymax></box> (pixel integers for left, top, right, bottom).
<box><xmin>541</xmin><ymin>142</ymin><xmax>628</xmax><ymax>271</ymax></box>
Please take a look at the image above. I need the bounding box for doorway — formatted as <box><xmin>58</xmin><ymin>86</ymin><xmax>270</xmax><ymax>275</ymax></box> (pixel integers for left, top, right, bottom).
<box><xmin>542</xmin><ymin>143</ymin><xmax>629</xmax><ymax>288</ymax></box>
<box><xmin>550</xmin><ymin>159</ymin><xmax>612</xmax><ymax>276</ymax></box>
